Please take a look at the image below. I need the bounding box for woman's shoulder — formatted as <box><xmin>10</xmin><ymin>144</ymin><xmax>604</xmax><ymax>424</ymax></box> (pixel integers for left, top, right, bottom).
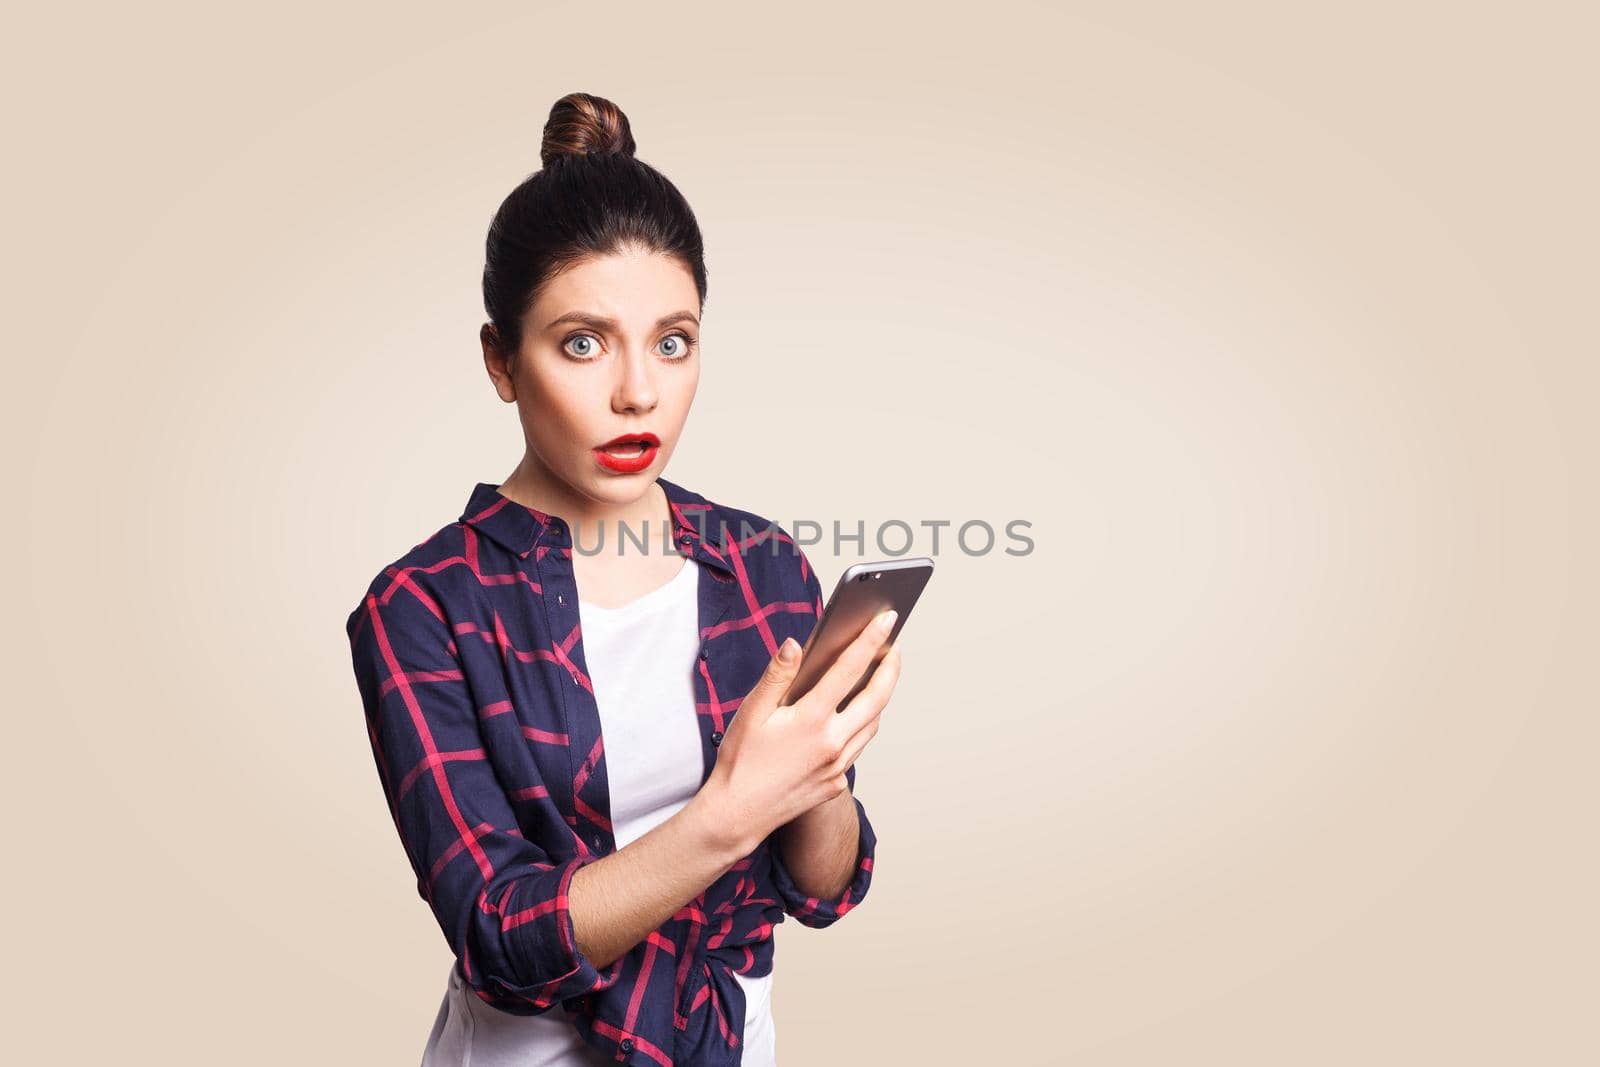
<box><xmin>345</xmin><ymin>514</ymin><xmax>484</xmax><ymax>631</ymax></box>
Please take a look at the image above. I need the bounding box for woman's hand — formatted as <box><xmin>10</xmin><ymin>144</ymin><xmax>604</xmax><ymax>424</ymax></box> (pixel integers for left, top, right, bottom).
<box><xmin>703</xmin><ymin>609</ymin><xmax>902</xmax><ymax>856</ymax></box>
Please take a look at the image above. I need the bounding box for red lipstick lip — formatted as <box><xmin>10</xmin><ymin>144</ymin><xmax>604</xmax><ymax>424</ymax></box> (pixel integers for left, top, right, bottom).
<box><xmin>593</xmin><ymin>432</ymin><xmax>660</xmax><ymax>473</ymax></box>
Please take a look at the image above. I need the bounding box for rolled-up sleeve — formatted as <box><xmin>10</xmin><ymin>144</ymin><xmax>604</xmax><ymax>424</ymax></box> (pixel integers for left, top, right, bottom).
<box><xmin>767</xmin><ymin>785</ymin><xmax>877</xmax><ymax>928</ymax></box>
<box><xmin>765</xmin><ymin>546</ymin><xmax>878</xmax><ymax>928</ymax></box>
<box><xmin>345</xmin><ymin>573</ymin><xmax>620</xmax><ymax>1012</ymax></box>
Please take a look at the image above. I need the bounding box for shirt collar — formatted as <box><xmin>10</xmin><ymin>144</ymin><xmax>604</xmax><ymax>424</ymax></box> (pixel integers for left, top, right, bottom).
<box><xmin>458</xmin><ymin>476</ymin><xmax>737</xmax><ymax>578</ymax></box>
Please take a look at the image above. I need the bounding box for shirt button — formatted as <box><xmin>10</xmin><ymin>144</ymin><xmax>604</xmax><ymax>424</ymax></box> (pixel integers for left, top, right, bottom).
<box><xmin>592</xmin><ymin>834</ymin><xmax>604</xmax><ymax>851</ymax></box>
<box><xmin>619</xmin><ymin>1037</ymin><xmax>635</xmax><ymax>1053</ymax></box>
<box><xmin>710</xmin><ymin>731</ymin><xmax>723</xmax><ymax>746</ymax></box>
<box><xmin>699</xmin><ymin>646</ymin><xmax>708</xmax><ymax>660</ymax></box>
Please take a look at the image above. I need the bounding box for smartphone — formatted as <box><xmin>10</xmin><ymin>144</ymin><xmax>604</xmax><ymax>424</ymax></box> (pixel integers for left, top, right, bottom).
<box><xmin>780</xmin><ymin>556</ymin><xmax>934</xmax><ymax>711</ymax></box>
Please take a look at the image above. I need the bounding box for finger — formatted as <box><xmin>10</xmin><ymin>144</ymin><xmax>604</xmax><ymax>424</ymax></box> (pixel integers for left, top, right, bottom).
<box><xmin>834</xmin><ymin>712</ymin><xmax>881</xmax><ymax>777</ymax></box>
<box><xmin>832</xmin><ymin>668</ymin><xmax>892</xmax><ymax>774</ymax></box>
<box><xmin>834</xmin><ymin>644</ymin><xmax>900</xmax><ymax>741</ymax></box>
<box><xmin>805</xmin><ymin>609</ymin><xmax>897</xmax><ymax>716</ymax></box>
<box><xmin>742</xmin><ymin>636</ymin><xmax>804</xmax><ymax>721</ymax></box>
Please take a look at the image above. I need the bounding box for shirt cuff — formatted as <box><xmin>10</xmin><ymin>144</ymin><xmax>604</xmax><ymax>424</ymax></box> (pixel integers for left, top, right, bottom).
<box><xmin>470</xmin><ymin>852</ymin><xmax>624</xmax><ymax>1011</ymax></box>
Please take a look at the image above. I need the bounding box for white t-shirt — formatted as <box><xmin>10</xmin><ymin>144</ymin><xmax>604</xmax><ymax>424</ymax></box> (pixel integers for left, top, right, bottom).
<box><xmin>420</xmin><ymin>557</ymin><xmax>776</xmax><ymax>1066</ymax></box>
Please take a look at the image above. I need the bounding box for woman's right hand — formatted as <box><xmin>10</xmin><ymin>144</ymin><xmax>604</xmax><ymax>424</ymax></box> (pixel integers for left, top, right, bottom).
<box><xmin>703</xmin><ymin>608</ymin><xmax>902</xmax><ymax>855</ymax></box>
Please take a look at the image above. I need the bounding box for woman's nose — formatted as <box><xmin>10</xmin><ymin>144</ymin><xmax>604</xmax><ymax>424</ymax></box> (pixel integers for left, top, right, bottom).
<box><xmin>613</xmin><ymin>349</ymin><xmax>657</xmax><ymax>413</ymax></box>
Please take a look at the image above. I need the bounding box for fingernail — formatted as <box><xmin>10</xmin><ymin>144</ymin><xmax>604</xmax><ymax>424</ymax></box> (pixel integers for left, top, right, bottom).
<box><xmin>877</xmin><ymin>610</ymin><xmax>897</xmax><ymax>633</ymax></box>
<box><xmin>778</xmin><ymin>637</ymin><xmax>799</xmax><ymax>664</ymax></box>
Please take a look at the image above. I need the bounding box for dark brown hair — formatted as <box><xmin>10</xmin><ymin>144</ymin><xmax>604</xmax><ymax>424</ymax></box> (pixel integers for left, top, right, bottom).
<box><xmin>481</xmin><ymin>92</ymin><xmax>709</xmax><ymax>359</ymax></box>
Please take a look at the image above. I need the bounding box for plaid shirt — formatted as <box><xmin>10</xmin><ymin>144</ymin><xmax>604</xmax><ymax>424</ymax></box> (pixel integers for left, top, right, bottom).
<box><xmin>344</xmin><ymin>477</ymin><xmax>876</xmax><ymax>1066</ymax></box>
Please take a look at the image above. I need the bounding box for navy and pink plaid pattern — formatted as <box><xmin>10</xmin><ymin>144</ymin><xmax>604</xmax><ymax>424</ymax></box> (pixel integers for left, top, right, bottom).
<box><xmin>345</xmin><ymin>478</ymin><xmax>876</xmax><ymax>1066</ymax></box>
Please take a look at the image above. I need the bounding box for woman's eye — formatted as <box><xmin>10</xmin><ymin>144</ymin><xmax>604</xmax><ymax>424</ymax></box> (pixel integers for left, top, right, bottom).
<box><xmin>658</xmin><ymin>332</ymin><xmax>696</xmax><ymax>360</ymax></box>
<box><xmin>564</xmin><ymin>334</ymin><xmax>600</xmax><ymax>359</ymax></box>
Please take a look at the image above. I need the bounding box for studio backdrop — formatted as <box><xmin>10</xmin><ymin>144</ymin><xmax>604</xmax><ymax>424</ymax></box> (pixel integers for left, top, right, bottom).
<box><xmin>7</xmin><ymin>2</ymin><xmax>1595</xmax><ymax>1064</ymax></box>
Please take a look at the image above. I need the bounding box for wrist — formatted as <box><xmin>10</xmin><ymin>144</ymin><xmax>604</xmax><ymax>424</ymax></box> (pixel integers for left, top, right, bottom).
<box><xmin>688</xmin><ymin>777</ymin><xmax>764</xmax><ymax>864</ymax></box>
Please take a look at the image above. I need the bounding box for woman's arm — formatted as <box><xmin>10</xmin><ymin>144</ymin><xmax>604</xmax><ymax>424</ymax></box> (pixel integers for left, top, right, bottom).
<box><xmin>350</xmin><ymin>579</ymin><xmax>736</xmax><ymax>1017</ymax></box>
<box><xmin>767</xmin><ymin>763</ymin><xmax>877</xmax><ymax>928</ymax></box>
<box><xmin>567</xmin><ymin>781</ymin><xmax>757</xmax><ymax>971</ymax></box>
<box><xmin>772</xmin><ymin>788</ymin><xmax>861</xmax><ymax>901</ymax></box>
<box><xmin>348</xmin><ymin>576</ymin><xmax>753</xmax><ymax>1010</ymax></box>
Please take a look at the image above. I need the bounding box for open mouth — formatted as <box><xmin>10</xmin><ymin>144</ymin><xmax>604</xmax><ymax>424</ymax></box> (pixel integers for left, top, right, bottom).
<box><xmin>597</xmin><ymin>433</ymin><xmax>660</xmax><ymax>455</ymax></box>
<box><xmin>594</xmin><ymin>434</ymin><xmax>660</xmax><ymax>471</ymax></box>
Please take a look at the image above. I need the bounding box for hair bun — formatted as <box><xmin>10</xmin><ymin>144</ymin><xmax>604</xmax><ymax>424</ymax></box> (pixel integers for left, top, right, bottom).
<box><xmin>541</xmin><ymin>92</ymin><xmax>636</xmax><ymax>167</ymax></box>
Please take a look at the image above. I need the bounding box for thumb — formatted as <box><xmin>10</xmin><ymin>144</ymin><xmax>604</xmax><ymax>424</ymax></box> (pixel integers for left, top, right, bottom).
<box><xmin>746</xmin><ymin>636</ymin><xmax>803</xmax><ymax>712</ymax></box>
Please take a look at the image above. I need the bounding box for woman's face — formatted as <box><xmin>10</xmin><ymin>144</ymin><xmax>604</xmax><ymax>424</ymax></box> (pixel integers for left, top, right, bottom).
<box><xmin>486</xmin><ymin>245</ymin><xmax>701</xmax><ymax>514</ymax></box>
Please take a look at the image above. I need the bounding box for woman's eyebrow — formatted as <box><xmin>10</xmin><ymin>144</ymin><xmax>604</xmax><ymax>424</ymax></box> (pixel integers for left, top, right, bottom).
<box><xmin>544</xmin><ymin>310</ymin><xmax>699</xmax><ymax>331</ymax></box>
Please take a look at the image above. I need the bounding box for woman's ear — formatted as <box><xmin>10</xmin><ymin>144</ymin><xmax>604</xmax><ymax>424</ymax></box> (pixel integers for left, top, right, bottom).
<box><xmin>481</xmin><ymin>323</ymin><xmax>517</xmax><ymax>402</ymax></box>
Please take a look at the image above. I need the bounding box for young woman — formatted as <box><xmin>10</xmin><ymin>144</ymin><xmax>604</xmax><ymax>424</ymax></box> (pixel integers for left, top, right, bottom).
<box><xmin>345</xmin><ymin>92</ymin><xmax>899</xmax><ymax>1067</ymax></box>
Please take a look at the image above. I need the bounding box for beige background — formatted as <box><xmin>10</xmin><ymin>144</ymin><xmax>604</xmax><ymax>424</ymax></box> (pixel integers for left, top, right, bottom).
<box><xmin>5</xmin><ymin>1</ymin><xmax>1595</xmax><ymax>1063</ymax></box>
